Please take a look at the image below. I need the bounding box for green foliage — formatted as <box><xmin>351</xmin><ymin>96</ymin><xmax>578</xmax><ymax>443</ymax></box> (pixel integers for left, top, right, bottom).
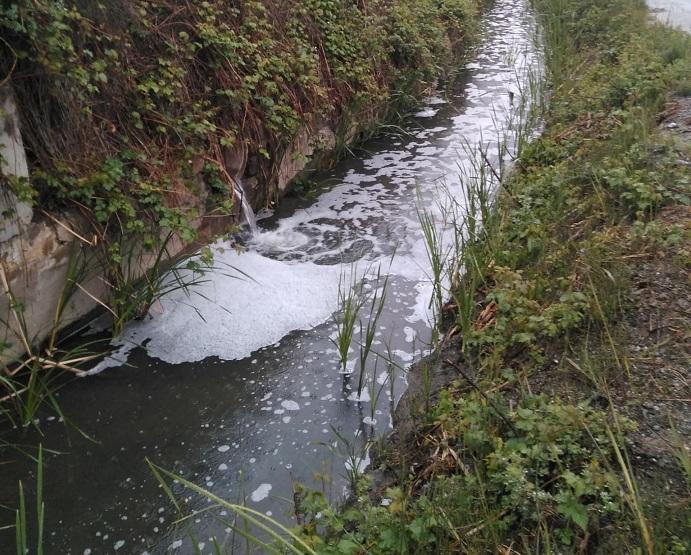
<box><xmin>293</xmin><ymin>1</ymin><xmax>691</xmax><ymax>553</ymax></box>
<box><xmin>14</xmin><ymin>445</ymin><xmax>45</xmax><ymax>555</ymax></box>
<box><xmin>446</xmin><ymin>0</ymin><xmax>691</xmax><ymax>378</ymax></box>
<box><xmin>299</xmin><ymin>395</ymin><xmax>631</xmax><ymax>553</ymax></box>
<box><xmin>465</xmin><ymin>266</ymin><xmax>589</xmax><ymax>362</ymax></box>
<box><xmin>0</xmin><ymin>0</ymin><xmax>482</xmax><ymax>226</ymax></box>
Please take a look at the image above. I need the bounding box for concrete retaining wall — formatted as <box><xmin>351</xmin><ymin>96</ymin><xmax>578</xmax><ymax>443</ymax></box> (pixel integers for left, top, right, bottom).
<box><xmin>0</xmin><ymin>88</ymin><xmax>365</xmax><ymax>364</ymax></box>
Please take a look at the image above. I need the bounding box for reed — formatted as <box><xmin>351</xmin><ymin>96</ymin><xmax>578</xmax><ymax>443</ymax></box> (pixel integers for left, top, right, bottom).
<box><xmin>417</xmin><ymin>201</ymin><xmax>448</xmax><ymax>342</ymax></box>
<box><xmin>332</xmin><ymin>269</ymin><xmax>366</xmax><ymax>375</ymax></box>
<box><xmin>356</xmin><ymin>268</ymin><xmax>388</xmax><ymax>397</ymax></box>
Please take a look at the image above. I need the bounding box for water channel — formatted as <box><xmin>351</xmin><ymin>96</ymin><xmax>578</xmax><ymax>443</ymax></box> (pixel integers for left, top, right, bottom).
<box><xmin>0</xmin><ymin>1</ymin><xmax>540</xmax><ymax>552</ymax></box>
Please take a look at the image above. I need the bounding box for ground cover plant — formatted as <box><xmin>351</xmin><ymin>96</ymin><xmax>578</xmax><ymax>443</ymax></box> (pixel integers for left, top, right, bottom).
<box><xmin>1</xmin><ymin>0</ymin><xmax>483</xmax><ymax>250</ymax></box>
<box><xmin>3</xmin><ymin>0</ymin><xmax>690</xmax><ymax>552</ymax></box>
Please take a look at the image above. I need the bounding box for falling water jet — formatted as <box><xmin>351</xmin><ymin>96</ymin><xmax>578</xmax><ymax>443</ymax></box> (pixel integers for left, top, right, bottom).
<box><xmin>233</xmin><ymin>177</ymin><xmax>258</xmax><ymax>234</ymax></box>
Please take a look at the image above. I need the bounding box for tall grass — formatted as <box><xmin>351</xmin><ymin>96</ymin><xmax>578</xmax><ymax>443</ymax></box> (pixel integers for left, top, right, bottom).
<box><xmin>356</xmin><ymin>268</ymin><xmax>388</xmax><ymax>397</ymax></box>
<box><xmin>332</xmin><ymin>269</ymin><xmax>365</xmax><ymax>375</ymax></box>
<box><xmin>0</xmin><ymin>251</ymin><xmax>102</xmax><ymax>426</ymax></box>
<box><xmin>108</xmin><ymin>231</ymin><xmax>220</xmax><ymax>334</ymax></box>
<box><xmin>605</xmin><ymin>426</ymin><xmax>654</xmax><ymax>555</ymax></box>
<box><xmin>417</xmin><ymin>202</ymin><xmax>447</xmax><ymax>338</ymax></box>
<box><xmin>0</xmin><ymin>233</ymin><xmax>236</xmax><ymax>426</ymax></box>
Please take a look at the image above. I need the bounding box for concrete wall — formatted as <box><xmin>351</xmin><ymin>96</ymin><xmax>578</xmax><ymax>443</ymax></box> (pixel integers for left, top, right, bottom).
<box><xmin>0</xmin><ymin>94</ymin><xmax>363</xmax><ymax>364</ymax></box>
<box><xmin>1</xmin><ymin>85</ymin><xmax>96</xmax><ymax>361</ymax></box>
<box><xmin>1</xmin><ymin>85</ymin><xmax>32</xmax><ymax>243</ymax></box>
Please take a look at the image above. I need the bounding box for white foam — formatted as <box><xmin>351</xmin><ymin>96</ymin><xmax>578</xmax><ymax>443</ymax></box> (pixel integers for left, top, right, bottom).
<box><xmin>344</xmin><ymin>449</ymin><xmax>371</xmax><ymax>474</ymax></box>
<box><xmin>414</xmin><ymin>107</ymin><xmax>439</xmax><ymax>118</ymax></box>
<box><xmin>250</xmin><ymin>483</ymin><xmax>272</xmax><ymax>502</ymax></box>
<box><xmin>83</xmin><ymin>0</ymin><xmax>541</xmax><ymax>390</ymax></box>
<box><xmin>403</xmin><ymin>326</ymin><xmax>416</xmax><ymax>343</ymax></box>
<box><xmin>347</xmin><ymin>390</ymin><xmax>371</xmax><ymax>403</ymax></box>
<box><xmin>97</xmin><ymin>248</ymin><xmax>345</xmax><ymax>365</ymax></box>
<box><xmin>81</xmin><ymin>341</ymin><xmax>136</xmax><ymax>376</ymax></box>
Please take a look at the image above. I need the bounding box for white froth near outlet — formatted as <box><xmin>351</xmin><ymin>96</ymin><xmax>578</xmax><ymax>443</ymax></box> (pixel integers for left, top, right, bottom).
<box><xmin>86</xmin><ymin>0</ymin><xmax>538</xmax><ymax>372</ymax></box>
<box><xmin>96</xmin><ymin>249</ymin><xmax>346</xmax><ymax>365</ymax></box>
<box><xmin>55</xmin><ymin>2</ymin><xmax>544</xmax><ymax>552</ymax></box>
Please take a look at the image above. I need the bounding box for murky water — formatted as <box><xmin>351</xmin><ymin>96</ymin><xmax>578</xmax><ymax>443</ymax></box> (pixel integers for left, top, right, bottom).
<box><xmin>0</xmin><ymin>1</ymin><xmax>540</xmax><ymax>553</ymax></box>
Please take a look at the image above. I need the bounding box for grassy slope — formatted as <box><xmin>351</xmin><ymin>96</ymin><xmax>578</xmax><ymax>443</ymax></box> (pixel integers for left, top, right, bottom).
<box><xmin>294</xmin><ymin>0</ymin><xmax>691</xmax><ymax>553</ymax></box>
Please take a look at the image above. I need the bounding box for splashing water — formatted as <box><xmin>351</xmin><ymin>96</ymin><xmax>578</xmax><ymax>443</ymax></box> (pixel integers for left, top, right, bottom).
<box><xmin>234</xmin><ymin>177</ymin><xmax>258</xmax><ymax>234</ymax></box>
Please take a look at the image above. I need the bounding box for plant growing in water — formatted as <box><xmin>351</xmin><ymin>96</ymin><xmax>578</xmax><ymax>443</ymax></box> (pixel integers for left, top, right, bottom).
<box><xmin>14</xmin><ymin>445</ymin><xmax>45</xmax><ymax>555</ymax></box>
<box><xmin>332</xmin><ymin>269</ymin><xmax>366</xmax><ymax>375</ymax></box>
<box><xmin>148</xmin><ymin>460</ymin><xmax>317</xmax><ymax>555</ymax></box>
<box><xmin>355</xmin><ymin>268</ymin><xmax>388</xmax><ymax>398</ymax></box>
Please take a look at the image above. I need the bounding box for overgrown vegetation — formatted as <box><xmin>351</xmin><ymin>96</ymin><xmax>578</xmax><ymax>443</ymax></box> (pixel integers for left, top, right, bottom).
<box><xmin>292</xmin><ymin>0</ymin><xmax>691</xmax><ymax>552</ymax></box>
<box><xmin>0</xmin><ymin>0</ymin><xmax>483</xmax><ymax>419</ymax></box>
<box><xmin>4</xmin><ymin>0</ymin><xmax>690</xmax><ymax>552</ymax></box>
<box><xmin>1</xmin><ymin>0</ymin><xmax>482</xmax><ymax>246</ymax></box>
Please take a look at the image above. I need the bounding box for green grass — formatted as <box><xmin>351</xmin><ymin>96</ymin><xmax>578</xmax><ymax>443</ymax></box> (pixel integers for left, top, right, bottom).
<box><xmin>14</xmin><ymin>445</ymin><xmax>45</xmax><ymax>555</ymax></box>
<box><xmin>6</xmin><ymin>0</ymin><xmax>689</xmax><ymax>552</ymax></box>
<box><xmin>0</xmin><ymin>234</ymin><xmax>226</xmax><ymax>427</ymax></box>
<box><xmin>148</xmin><ymin>460</ymin><xmax>318</xmax><ymax>555</ymax></box>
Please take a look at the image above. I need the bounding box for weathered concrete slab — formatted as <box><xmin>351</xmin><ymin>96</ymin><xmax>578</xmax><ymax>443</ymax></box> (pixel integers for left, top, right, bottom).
<box><xmin>0</xmin><ymin>85</ymin><xmax>32</xmax><ymax>243</ymax></box>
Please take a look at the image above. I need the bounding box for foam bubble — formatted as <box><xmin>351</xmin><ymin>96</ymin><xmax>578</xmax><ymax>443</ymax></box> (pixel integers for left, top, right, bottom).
<box><xmin>250</xmin><ymin>483</ymin><xmax>272</xmax><ymax>502</ymax></box>
<box><xmin>98</xmin><ymin>249</ymin><xmax>346</xmax><ymax>364</ymax></box>
<box><xmin>280</xmin><ymin>400</ymin><xmax>300</xmax><ymax>411</ymax></box>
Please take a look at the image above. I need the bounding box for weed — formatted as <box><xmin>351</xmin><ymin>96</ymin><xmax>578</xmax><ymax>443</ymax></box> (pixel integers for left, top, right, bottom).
<box><xmin>14</xmin><ymin>445</ymin><xmax>45</xmax><ymax>555</ymax></box>
<box><xmin>356</xmin><ymin>268</ymin><xmax>388</xmax><ymax>397</ymax></box>
<box><xmin>301</xmin><ymin>0</ymin><xmax>691</xmax><ymax>552</ymax></box>
<box><xmin>332</xmin><ymin>270</ymin><xmax>365</xmax><ymax>375</ymax></box>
